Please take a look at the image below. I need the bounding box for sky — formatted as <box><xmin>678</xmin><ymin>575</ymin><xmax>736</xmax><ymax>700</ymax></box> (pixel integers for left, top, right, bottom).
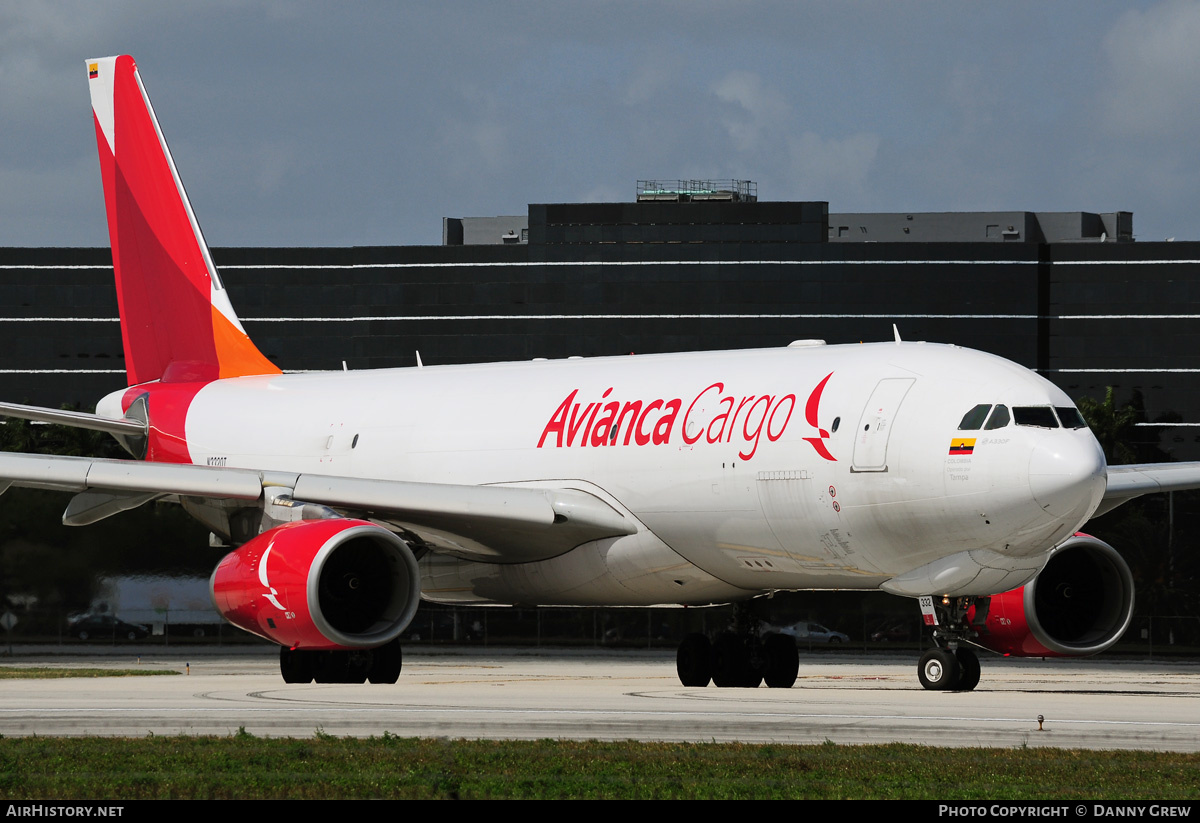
<box><xmin>2</xmin><ymin>1</ymin><xmax>1199</xmax><ymax>247</ymax></box>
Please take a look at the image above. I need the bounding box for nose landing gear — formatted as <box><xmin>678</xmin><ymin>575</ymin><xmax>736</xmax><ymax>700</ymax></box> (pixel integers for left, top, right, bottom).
<box><xmin>916</xmin><ymin>595</ymin><xmax>983</xmax><ymax>691</ymax></box>
<box><xmin>917</xmin><ymin>646</ymin><xmax>981</xmax><ymax>691</ymax></box>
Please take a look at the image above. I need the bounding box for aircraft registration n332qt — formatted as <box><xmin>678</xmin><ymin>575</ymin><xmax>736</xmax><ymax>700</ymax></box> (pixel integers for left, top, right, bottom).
<box><xmin>2</xmin><ymin>55</ymin><xmax>1196</xmax><ymax>689</ymax></box>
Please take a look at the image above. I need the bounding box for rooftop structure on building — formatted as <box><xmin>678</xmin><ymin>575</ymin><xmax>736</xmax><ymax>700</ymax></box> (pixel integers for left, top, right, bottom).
<box><xmin>444</xmin><ymin>180</ymin><xmax>1132</xmax><ymax>246</ymax></box>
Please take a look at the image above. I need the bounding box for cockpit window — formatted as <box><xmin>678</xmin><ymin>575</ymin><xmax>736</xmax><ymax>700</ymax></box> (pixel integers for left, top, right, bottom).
<box><xmin>1055</xmin><ymin>407</ymin><xmax>1088</xmax><ymax>429</ymax></box>
<box><xmin>1013</xmin><ymin>406</ymin><xmax>1059</xmax><ymax>428</ymax></box>
<box><xmin>958</xmin><ymin>404</ymin><xmax>991</xmax><ymax>430</ymax></box>
<box><xmin>984</xmin><ymin>404</ymin><xmax>1010</xmax><ymax>430</ymax></box>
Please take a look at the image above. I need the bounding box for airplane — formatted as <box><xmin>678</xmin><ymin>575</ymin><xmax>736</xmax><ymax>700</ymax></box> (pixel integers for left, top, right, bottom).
<box><xmin>1</xmin><ymin>54</ymin><xmax>1196</xmax><ymax>690</ymax></box>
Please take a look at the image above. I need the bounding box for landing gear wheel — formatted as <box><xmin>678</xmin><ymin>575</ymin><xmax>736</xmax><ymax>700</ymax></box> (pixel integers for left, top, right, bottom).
<box><xmin>711</xmin><ymin>633</ymin><xmax>762</xmax><ymax>688</ymax></box>
<box><xmin>676</xmin><ymin>633</ymin><xmax>712</xmax><ymax>687</ymax></box>
<box><xmin>313</xmin><ymin>650</ymin><xmax>369</xmax><ymax>684</ymax></box>
<box><xmin>741</xmin><ymin>664</ymin><xmax>764</xmax><ymax>688</ymax></box>
<box><xmin>762</xmin><ymin>633</ymin><xmax>799</xmax><ymax>689</ymax></box>
<box><xmin>280</xmin><ymin>647</ymin><xmax>314</xmax><ymax>684</ymax></box>
<box><xmin>367</xmin><ymin>639</ymin><xmax>403</xmax><ymax>684</ymax></box>
<box><xmin>917</xmin><ymin>649</ymin><xmax>960</xmax><ymax>691</ymax></box>
<box><xmin>710</xmin><ymin>633</ymin><xmax>743</xmax><ymax>687</ymax></box>
<box><xmin>954</xmin><ymin>647</ymin><xmax>981</xmax><ymax>691</ymax></box>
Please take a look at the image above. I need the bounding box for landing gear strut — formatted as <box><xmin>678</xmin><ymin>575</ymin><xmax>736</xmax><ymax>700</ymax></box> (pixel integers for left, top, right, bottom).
<box><xmin>915</xmin><ymin>595</ymin><xmax>983</xmax><ymax>691</ymax></box>
<box><xmin>279</xmin><ymin>638</ymin><xmax>403</xmax><ymax>684</ymax></box>
<box><xmin>675</xmin><ymin>604</ymin><xmax>799</xmax><ymax>688</ymax></box>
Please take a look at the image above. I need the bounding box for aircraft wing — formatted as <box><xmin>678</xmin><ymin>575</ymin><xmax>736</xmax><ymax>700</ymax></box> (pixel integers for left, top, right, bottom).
<box><xmin>0</xmin><ymin>452</ymin><xmax>637</xmax><ymax>563</ymax></box>
<box><xmin>1096</xmin><ymin>462</ymin><xmax>1200</xmax><ymax>517</ymax></box>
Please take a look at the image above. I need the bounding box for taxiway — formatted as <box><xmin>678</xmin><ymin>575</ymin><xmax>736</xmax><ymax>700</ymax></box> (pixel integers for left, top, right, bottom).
<box><xmin>1</xmin><ymin>648</ymin><xmax>1198</xmax><ymax>751</ymax></box>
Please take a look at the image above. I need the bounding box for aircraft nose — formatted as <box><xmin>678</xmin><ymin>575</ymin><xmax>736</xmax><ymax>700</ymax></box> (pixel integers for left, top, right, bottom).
<box><xmin>1028</xmin><ymin>434</ymin><xmax>1107</xmax><ymax>521</ymax></box>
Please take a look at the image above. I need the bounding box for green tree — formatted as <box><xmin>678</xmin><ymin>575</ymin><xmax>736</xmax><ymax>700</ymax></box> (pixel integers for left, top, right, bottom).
<box><xmin>1076</xmin><ymin>386</ymin><xmax>1142</xmax><ymax>464</ymax></box>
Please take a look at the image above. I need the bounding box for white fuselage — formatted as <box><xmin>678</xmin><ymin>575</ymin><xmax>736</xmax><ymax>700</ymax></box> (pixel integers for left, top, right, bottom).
<box><xmin>101</xmin><ymin>341</ymin><xmax>1107</xmax><ymax>607</ymax></box>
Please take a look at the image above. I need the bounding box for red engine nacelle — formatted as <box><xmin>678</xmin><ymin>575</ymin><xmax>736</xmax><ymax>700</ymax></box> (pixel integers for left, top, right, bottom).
<box><xmin>970</xmin><ymin>534</ymin><xmax>1135</xmax><ymax>657</ymax></box>
<box><xmin>210</xmin><ymin>519</ymin><xmax>421</xmax><ymax>650</ymax></box>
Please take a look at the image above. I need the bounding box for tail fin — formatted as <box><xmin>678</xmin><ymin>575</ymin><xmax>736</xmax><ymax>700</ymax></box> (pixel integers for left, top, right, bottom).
<box><xmin>86</xmin><ymin>56</ymin><xmax>279</xmax><ymax>385</ymax></box>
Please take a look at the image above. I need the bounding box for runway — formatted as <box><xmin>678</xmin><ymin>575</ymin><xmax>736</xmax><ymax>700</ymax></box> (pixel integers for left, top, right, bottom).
<box><xmin>2</xmin><ymin>648</ymin><xmax>1199</xmax><ymax>751</ymax></box>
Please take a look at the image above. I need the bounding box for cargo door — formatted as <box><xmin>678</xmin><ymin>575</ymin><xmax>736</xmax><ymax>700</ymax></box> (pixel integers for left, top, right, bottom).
<box><xmin>851</xmin><ymin>378</ymin><xmax>914</xmax><ymax>472</ymax></box>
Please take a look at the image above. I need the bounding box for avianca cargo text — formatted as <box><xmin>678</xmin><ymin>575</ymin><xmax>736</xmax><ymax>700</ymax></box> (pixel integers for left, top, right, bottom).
<box><xmin>536</xmin><ymin>373</ymin><xmax>836</xmax><ymax>461</ymax></box>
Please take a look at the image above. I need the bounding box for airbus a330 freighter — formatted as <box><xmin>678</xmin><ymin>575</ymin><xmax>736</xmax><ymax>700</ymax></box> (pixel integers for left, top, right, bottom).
<box><xmin>2</xmin><ymin>55</ymin><xmax>1195</xmax><ymax>690</ymax></box>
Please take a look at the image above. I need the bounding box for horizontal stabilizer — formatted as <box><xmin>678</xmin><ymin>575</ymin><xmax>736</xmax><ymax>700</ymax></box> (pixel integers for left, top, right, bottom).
<box><xmin>0</xmin><ymin>401</ymin><xmax>146</xmax><ymax>436</ymax></box>
<box><xmin>63</xmin><ymin>490</ymin><xmax>163</xmax><ymax>526</ymax></box>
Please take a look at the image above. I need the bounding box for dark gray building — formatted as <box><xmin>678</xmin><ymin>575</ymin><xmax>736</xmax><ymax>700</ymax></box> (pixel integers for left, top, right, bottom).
<box><xmin>4</xmin><ymin>187</ymin><xmax>1199</xmax><ymax>459</ymax></box>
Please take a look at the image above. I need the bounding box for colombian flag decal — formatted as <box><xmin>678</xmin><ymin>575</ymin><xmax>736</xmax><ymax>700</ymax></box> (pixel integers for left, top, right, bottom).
<box><xmin>88</xmin><ymin>63</ymin><xmax>99</xmax><ymax>79</ymax></box>
<box><xmin>949</xmin><ymin>438</ymin><xmax>976</xmax><ymax>455</ymax></box>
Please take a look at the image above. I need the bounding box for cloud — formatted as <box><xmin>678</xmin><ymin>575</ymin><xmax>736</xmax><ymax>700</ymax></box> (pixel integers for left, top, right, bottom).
<box><xmin>786</xmin><ymin>131</ymin><xmax>881</xmax><ymax>202</ymax></box>
<box><xmin>712</xmin><ymin>70</ymin><xmax>790</xmax><ymax>152</ymax></box>
<box><xmin>622</xmin><ymin>57</ymin><xmax>685</xmax><ymax>106</ymax></box>
<box><xmin>1101</xmin><ymin>0</ymin><xmax>1200</xmax><ymax>139</ymax></box>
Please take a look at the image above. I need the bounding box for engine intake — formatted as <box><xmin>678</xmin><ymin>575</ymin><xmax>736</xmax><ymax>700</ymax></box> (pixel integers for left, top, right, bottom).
<box><xmin>976</xmin><ymin>534</ymin><xmax>1135</xmax><ymax>657</ymax></box>
<box><xmin>211</xmin><ymin>519</ymin><xmax>420</xmax><ymax>650</ymax></box>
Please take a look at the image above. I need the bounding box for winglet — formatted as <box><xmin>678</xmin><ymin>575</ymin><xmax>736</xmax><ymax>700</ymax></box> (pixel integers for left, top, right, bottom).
<box><xmin>86</xmin><ymin>56</ymin><xmax>280</xmax><ymax>386</ymax></box>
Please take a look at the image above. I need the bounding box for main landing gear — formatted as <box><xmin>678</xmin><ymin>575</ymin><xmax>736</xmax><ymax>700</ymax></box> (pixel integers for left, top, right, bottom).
<box><xmin>915</xmin><ymin>595</ymin><xmax>983</xmax><ymax>691</ymax></box>
<box><xmin>675</xmin><ymin>605</ymin><xmax>800</xmax><ymax>688</ymax></box>
<box><xmin>279</xmin><ymin>638</ymin><xmax>403</xmax><ymax>684</ymax></box>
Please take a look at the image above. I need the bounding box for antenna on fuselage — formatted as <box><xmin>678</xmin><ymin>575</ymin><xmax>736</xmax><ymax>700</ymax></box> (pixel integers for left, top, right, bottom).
<box><xmin>416</xmin><ymin>351</ymin><xmax>424</xmax><ymax>369</ymax></box>
<box><xmin>893</xmin><ymin>324</ymin><xmax>903</xmax><ymax>344</ymax></box>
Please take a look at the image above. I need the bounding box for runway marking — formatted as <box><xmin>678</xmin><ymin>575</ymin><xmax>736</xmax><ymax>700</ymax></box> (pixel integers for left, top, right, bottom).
<box><xmin>5</xmin><ymin>706</ymin><xmax>1198</xmax><ymax>730</ymax></box>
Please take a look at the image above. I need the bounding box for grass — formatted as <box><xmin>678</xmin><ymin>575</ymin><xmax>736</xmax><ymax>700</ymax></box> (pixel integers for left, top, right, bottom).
<box><xmin>0</xmin><ymin>736</ymin><xmax>1196</xmax><ymax>799</ymax></box>
<box><xmin>0</xmin><ymin>666</ymin><xmax>179</xmax><ymax>679</ymax></box>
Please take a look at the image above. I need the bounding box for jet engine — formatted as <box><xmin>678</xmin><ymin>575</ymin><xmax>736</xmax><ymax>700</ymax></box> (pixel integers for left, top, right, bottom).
<box><xmin>210</xmin><ymin>518</ymin><xmax>421</xmax><ymax>650</ymax></box>
<box><xmin>971</xmin><ymin>534</ymin><xmax>1135</xmax><ymax>657</ymax></box>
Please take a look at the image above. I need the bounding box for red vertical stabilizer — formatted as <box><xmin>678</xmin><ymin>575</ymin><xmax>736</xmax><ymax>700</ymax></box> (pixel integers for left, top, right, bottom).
<box><xmin>86</xmin><ymin>55</ymin><xmax>280</xmax><ymax>386</ymax></box>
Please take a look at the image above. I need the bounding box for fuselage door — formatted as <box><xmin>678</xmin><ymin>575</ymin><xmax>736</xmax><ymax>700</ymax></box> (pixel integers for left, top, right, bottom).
<box><xmin>851</xmin><ymin>378</ymin><xmax>915</xmax><ymax>472</ymax></box>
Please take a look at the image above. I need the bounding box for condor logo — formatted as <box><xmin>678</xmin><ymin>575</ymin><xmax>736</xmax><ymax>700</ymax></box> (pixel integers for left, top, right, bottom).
<box><xmin>802</xmin><ymin>372</ymin><xmax>837</xmax><ymax>462</ymax></box>
<box><xmin>537</xmin><ymin>377</ymin><xmax>834</xmax><ymax>461</ymax></box>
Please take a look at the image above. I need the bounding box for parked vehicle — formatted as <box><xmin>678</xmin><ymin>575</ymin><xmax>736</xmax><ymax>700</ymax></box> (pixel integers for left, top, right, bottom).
<box><xmin>67</xmin><ymin>614</ymin><xmax>150</xmax><ymax>642</ymax></box>
<box><xmin>870</xmin><ymin>621</ymin><xmax>917</xmax><ymax>643</ymax></box>
<box><xmin>761</xmin><ymin>621</ymin><xmax>850</xmax><ymax>646</ymax></box>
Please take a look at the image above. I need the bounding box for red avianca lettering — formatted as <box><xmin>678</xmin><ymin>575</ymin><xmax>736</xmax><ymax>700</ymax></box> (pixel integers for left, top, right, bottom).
<box><xmin>537</xmin><ymin>382</ymin><xmax>799</xmax><ymax>461</ymax></box>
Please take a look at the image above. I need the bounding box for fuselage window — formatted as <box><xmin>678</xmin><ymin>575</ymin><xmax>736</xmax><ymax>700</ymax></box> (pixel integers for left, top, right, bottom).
<box><xmin>1055</xmin><ymin>407</ymin><xmax>1088</xmax><ymax>429</ymax></box>
<box><xmin>958</xmin><ymin>404</ymin><xmax>991</xmax><ymax>430</ymax></box>
<box><xmin>984</xmin><ymin>404</ymin><xmax>1010</xmax><ymax>430</ymax></box>
<box><xmin>1013</xmin><ymin>406</ymin><xmax>1059</xmax><ymax>428</ymax></box>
